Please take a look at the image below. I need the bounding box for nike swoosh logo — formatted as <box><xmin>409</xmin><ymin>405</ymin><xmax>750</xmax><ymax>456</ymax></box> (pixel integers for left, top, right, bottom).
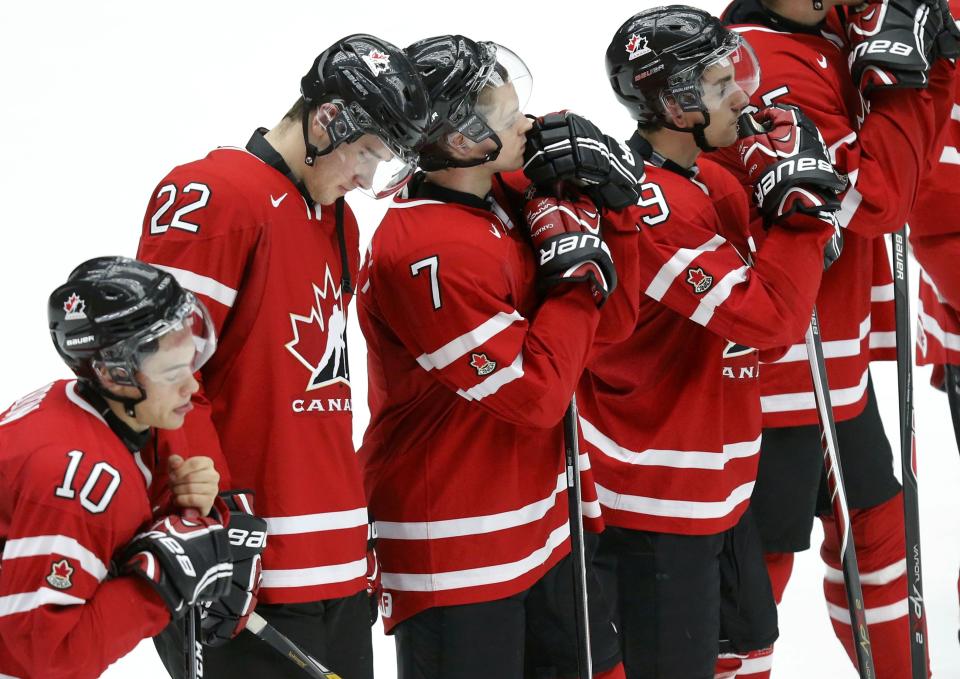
<box><xmin>271</xmin><ymin>193</ymin><xmax>288</xmax><ymax>208</ymax></box>
<box><xmin>582</xmin><ymin>209</ymin><xmax>598</xmax><ymax>219</ymax></box>
<box><xmin>817</xmin><ymin>54</ymin><xmax>828</xmax><ymax>69</ymax></box>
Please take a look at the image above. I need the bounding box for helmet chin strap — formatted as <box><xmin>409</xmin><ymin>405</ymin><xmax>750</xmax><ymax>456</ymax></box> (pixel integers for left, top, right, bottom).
<box><xmin>659</xmin><ymin>110</ymin><xmax>718</xmax><ymax>153</ymax></box>
<box><xmin>76</xmin><ymin>381</ymin><xmax>150</xmax><ymax>452</ymax></box>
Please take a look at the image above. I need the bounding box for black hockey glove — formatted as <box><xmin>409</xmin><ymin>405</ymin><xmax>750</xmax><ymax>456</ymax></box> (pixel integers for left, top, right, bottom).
<box><xmin>523</xmin><ymin>193</ymin><xmax>617</xmax><ymax>307</ymax></box>
<box><xmin>200</xmin><ymin>491</ymin><xmax>267</xmax><ymax>646</ymax></box>
<box><xmin>523</xmin><ymin>112</ymin><xmax>643</xmax><ymax>210</ymax></box>
<box><xmin>847</xmin><ymin>0</ymin><xmax>943</xmax><ymax>94</ymax></box>
<box><xmin>737</xmin><ymin>105</ymin><xmax>848</xmax><ymax>227</ymax></box>
<box><xmin>120</xmin><ymin>513</ymin><xmax>233</xmax><ymax>619</ymax></box>
<box><xmin>934</xmin><ymin>0</ymin><xmax>960</xmax><ymax>58</ymax></box>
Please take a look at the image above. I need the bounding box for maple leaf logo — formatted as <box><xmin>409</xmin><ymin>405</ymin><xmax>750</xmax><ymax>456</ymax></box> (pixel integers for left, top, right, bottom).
<box><xmin>686</xmin><ymin>267</ymin><xmax>714</xmax><ymax>294</ymax></box>
<box><xmin>46</xmin><ymin>558</ymin><xmax>74</xmax><ymax>590</ymax></box>
<box><xmin>469</xmin><ymin>352</ymin><xmax>497</xmax><ymax>376</ymax></box>
<box><xmin>362</xmin><ymin>49</ymin><xmax>392</xmax><ymax>75</ymax></box>
<box><xmin>626</xmin><ymin>35</ymin><xmax>651</xmax><ymax>60</ymax></box>
<box><xmin>285</xmin><ymin>265</ymin><xmax>351</xmax><ymax>391</ymax></box>
<box><xmin>63</xmin><ymin>293</ymin><xmax>87</xmax><ymax>320</ymax></box>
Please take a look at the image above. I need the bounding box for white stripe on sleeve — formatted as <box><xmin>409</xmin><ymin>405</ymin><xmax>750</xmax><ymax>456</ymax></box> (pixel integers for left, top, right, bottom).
<box><xmin>416</xmin><ymin>311</ymin><xmax>524</xmax><ymax>371</ymax></box>
<box><xmin>645</xmin><ymin>234</ymin><xmax>726</xmax><ymax>302</ymax></box>
<box><xmin>0</xmin><ymin>588</ymin><xmax>85</xmax><ymax>618</ymax></box>
<box><xmin>689</xmin><ymin>266</ymin><xmax>749</xmax><ymax>327</ymax></box>
<box><xmin>263</xmin><ymin>507</ymin><xmax>368</xmax><ymax>536</ymax></box>
<box><xmin>456</xmin><ymin>352</ymin><xmax>524</xmax><ymax>402</ymax></box>
<box><xmin>2</xmin><ymin>535</ymin><xmax>108</xmax><ymax>581</ymax></box>
<box><xmin>152</xmin><ymin>264</ymin><xmax>238</xmax><ymax>308</ymax></box>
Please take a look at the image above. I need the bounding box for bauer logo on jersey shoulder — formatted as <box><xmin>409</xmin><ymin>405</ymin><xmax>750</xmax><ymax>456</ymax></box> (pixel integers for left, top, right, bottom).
<box><xmin>46</xmin><ymin>559</ymin><xmax>74</xmax><ymax>589</ymax></box>
<box><xmin>626</xmin><ymin>34</ymin><xmax>653</xmax><ymax>60</ymax></box>
<box><xmin>469</xmin><ymin>353</ymin><xmax>497</xmax><ymax>376</ymax></box>
<box><xmin>686</xmin><ymin>267</ymin><xmax>713</xmax><ymax>294</ymax></box>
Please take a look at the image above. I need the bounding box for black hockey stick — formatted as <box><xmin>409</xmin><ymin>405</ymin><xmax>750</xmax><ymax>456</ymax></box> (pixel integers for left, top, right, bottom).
<box><xmin>805</xmin><ymin>307</ymin><xmax>876</xmax><ymax>679</ymax></box>
<box><xmin>246</xmin><ymin>612</ymin><xmax>342</xmax><ymax>679</ymax></box>
<box><xmin>944</xmin><ymin>364</ymin><xmax>960</xmax><ymax>458</ymax></box>
<box><xmin>563</xmin><ymin>397</ymin><xmax>593</xmax><ymax>679</ymax></box>
<box><xmin>891</xmin><ymin>228</ymin><xmax>928</xmax><ymax>679</ymax></box>
<box><xmin>185</xmin><ymin>607</ymin><xmax>199</xmax><ymax>679</ymax></box>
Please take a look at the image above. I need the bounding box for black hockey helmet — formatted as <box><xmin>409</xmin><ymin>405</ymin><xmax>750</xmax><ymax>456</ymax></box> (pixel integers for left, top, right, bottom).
<box><xmin>49</xmin><ymin>257</ymin><xmax>216</xmax><ymax>413</ymax></box>
<box><xmin>300</xmin><ymin>34</ymin><xmax>432</xmax><ymax>197</ymax></box>
<box><xmin>606</xmin><ymin>6</ymin><xmax>760</xmax><ymax>150</ymax></box>
<box><xmin>405</xmin><ymin>35</ymin><xmax>532</xmax><ymax>170</ymax></box>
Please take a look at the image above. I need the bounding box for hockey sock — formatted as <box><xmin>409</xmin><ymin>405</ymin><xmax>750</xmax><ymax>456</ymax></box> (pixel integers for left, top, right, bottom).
<box><xmin>820</xmin><ymin>491</ymin><xmax>926</xmax><ymax>679</ymax></box>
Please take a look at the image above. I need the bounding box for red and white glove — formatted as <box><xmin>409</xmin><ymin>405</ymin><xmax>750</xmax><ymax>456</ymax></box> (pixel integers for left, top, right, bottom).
<box><xmin>523</xmin><ymin>193</ymin><xmax>617</xmax><ymax>307</ymax></box>
<box><xmin>366</xmin><ymin>521</ymin><xmax>381</xmax><ymax>625</ymax></box>
<box><xmin>737</xmin><ymin>105</ymin><xmax>847</xmax><ymax>225</ymax></box>
<box><xmin>199</xmin><ymin>491</ymin><xmax>267</xmax><ymax>646</ymax></box>
<box><xmin>120</xmin><ymin>513</ymin><xmax>233</xmax><ymax>619</ymax></box>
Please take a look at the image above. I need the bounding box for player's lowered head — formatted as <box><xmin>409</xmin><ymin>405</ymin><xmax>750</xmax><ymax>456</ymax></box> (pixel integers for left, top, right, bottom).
<box><xmin>405</xmin><ymin>35</ymin><xmax>534</xmax><ymax>193</ymax></box>
<box><xmin>606</xmin><ymin>6</ymin><xmax>760</xmax><ymax>167</ymax></box>
<box><xmin>263</xmin><ymin>34</ymin><xmax>431</xmax><ymax>205</ymax></box>
<box><xmin>48</xmin><ymin>256</ymin><xmax>216</xmax><ymax>433</ymax></box>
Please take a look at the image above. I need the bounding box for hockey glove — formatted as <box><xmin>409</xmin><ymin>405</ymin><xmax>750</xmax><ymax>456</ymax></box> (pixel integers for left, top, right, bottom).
<box><xmin>935</xmin><ymin>0</ymin><xmax>960</xmax><ymax>58</ymax></box>
<box><xmin>523</xmin><ymin>112</ymin><xmax>643</xmax><ymax>210</ymax></box>
<box><xmin>847</xmin><ymin>0</ymin><xmax>942</xmax><ymax>94</ymax></box>
<box><xmin>120</xmin><ymin>513</ymin><xmax>233</xmax><ymax>619</ymax></box>
<box><xmin>523</xmin><ymin>193</ymin><xmax>617</xmax><ymax>307</ymax></box>
<box><xmin>200</xmin><ymin>491</ymin><xmax>267</xmax><ymax>646</ymax></box>
<box><xmin>737</xmin><ymin>105</ymin><xmax>848</xmax><ymax>226</ymax></box>
<box><xmin>366</xmin><ymin>521</ymin><xmax>381</xmax><ymax>626</ymax></box>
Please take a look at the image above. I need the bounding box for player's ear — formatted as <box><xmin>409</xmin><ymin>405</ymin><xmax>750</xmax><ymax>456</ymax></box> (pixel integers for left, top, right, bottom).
<box><xmin>92</xmin><ymin>362</ymin><xmax>141</xmax><ymax>400</ymax></box>
<box><xmin>308</xmin><ymin>102</ymin><xmax>340</xmax><ymax>147</ymax></box>
<box><xmin>662</xmin><ymin>96</ymin><xmax>688</xmax><ymax>128</ymax></box>
<box><xmin>442</xmin><ymin>131</ymin><xmax>474</xmax><ymax>159</ymax></box>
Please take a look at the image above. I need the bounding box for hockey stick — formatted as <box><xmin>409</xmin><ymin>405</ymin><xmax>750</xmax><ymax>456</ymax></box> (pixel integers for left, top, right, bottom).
<box><xmin>891</xmin><ymin>228</ymin><xmax>928</xmax><ymax>678</ymax></box>
<box><xmin>944</xmin><ymin>364</ymin><xmax>960</xmax><ymax>459</ymax></box>
<box><xmin>246</xmin><ymin>612</ymin><xmax>342</xmax><ymax>679</ymax></box>
<box><xmin>563</xmin><ymin>396</ymin><xmax>593</xmax><ymax>679</ymax></box>
<box><xmin>805</xmin><ymin>307</ymin><xmax>876</xmax><ymax>679</ymax></box>
<box><xmin>185</xmin><ymin>607</ymin><xmax>199</xmax><ymax>679</ymax></box>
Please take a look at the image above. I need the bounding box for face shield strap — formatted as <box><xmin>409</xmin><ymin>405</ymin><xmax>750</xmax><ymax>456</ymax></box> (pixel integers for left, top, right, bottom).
<box><xmin>301</xmin><ymin>100</ymin><xmax>365</xmax><ymax>166</ymax></box>
<box><xmin>419</xmin><ymin>114</ymin><xmax>504</xmax><ymax>171</ymax></box>
<box><xmin>76</xmin><ymin>378</ymin><xmax>150</xmax><ymax>446</ymax></box>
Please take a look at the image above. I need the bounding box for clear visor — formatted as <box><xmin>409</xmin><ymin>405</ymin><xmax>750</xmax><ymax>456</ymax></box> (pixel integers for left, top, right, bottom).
<box><xmin>333</xmin><ymin>134</ymin><xmax>417</xmax><ymax>199</ymax></box>
<box><xmin>662</xmin><ymin>37</ymin><xmax>760</xmax><ymax>116</ymax></box>
<box><xmin>100</xmin><ymin>293</ymin><xmax>217</xmax><ymax>387</ymax></box>
<box><xmin>449</xmin><ymin>43</ymin><xmax>533</xmax><ymax>147</ymax></box>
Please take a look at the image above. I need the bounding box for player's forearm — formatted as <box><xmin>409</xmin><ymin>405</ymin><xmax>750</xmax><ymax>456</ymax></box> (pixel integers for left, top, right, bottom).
<box><xmin>2</xmin><ymin>575</ymin><xmax>170</xmax><ymax>679</ymax></box>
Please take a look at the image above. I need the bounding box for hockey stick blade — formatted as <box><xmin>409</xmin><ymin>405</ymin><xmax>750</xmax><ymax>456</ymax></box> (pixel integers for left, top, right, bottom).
<box><xmin>246</xmin><ymin>612</ymin><xmax>342</xmax><ymax>679</ymax></box>
<box><xmin>563</xmin><ymin>397</ymin><xmax>593</xmax><ymax>679</ymax></box>
<box><xmin>805</xmin><ymin>308</ymin><xmax>876</xmax><ymax>679</ymax></box>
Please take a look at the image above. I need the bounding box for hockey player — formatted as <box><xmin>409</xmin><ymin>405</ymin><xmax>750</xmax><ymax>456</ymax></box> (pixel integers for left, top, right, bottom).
<box><xmin>710</xmin><ymin>0</ymin><xmax>960</xmax><ymax>675</ymax></box>
<box><xmin>357</xmin><ymin>35</ymin><xmax>630</xmax><ymax>678</ymax></box>
<box><xmin>137</xmin><ymin>35</ymin><xmax>431</xmax><ymax>679</ymax></box>
<box><xmin>0</xmin><ymin>256</ymin><xmax>250</xmax><ymax>679</ymax></box>
<box><xmin>576</xmin><ymin>7</ymin><xmax>847</xmax><ymax>678</ymax></box>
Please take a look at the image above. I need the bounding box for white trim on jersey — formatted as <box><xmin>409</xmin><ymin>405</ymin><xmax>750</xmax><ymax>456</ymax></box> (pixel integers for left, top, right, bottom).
<box><xmin>377</xmin><ymin>470</ymin><xmax>570</xmax><ymax>540</ymax></box>
<box><xmin>65</xmin><ymin>381</ymin><xmax>107</xmax><ymax>425</ymax></box>
<box><xmin>3</xmin><ymin>535</ymin><xmax>109</xmax><ymax>582</ymax></box>
<box><xmin>689</xmin><ymin>265</ymin><xmax>750</xmax><ymax>327</ymax></box>
<box><xmin>260</xmin><ymin>557</ymin><xmax>367</xmax><ymax>589</ymax></box>
<box><xmin>381</xmin><ymin>521</ymin><xmax>569</xmax><ymax>593</ymax></box>
<box><xmin>871</xmin><ymin>283</ymin><xmax>894</xmax><ymax>302</ymax></box>
<box><xmin>456</xmin><ymin>352</ymin><xmax>524</xmax><ymax>402</ymax></box>
<box><xmin>133</xmin><ymin>451</ymin><xmax>153</xmax><ymax>489</ymax></box>
<box><xmin>262</xmin><ymin>507</ymin><xmax>368</xmax><ymax>536</ymax></box>
<box><xmin>942</xmin><ymin>145</ymin><xmax>960</xmax><ymax>165</ymax></box>
<box><xmin>836</xmin><ymin>169</ymin><xmax>862</xmax><ymax>229</ymax></box>
<box><xmin>918</xmin><ymin>301</ymin><xmax>960</xmax><ymax>351</ymax></box>
<box><xmin>921</xmin><ymin>269</ymin><xmax>947</xmax><ymax>303</ymax></box>
<box><xmin>152</xmin><ymin>264</ymin><xmax>238</xmax><ymax>309</ymax></box>
<box><xmin>827</xmin><ymin>597</ymin><xmax>908</xmax><ymax>626</ymax></box>
<box><xmin>646</xmin><ymin>234</ymin><xmax>727</xmax><ymax>302</ymax></box>
<box><xmin>772</xmin><ymin>314</ymin><xmax>872</xmax><ymax>363</ymax></box>
<box><xmin>580</xmin><ymin>416</ymin><xmax>761</xmax><ymax>470</ymax></box>
<box><xmin>824</xmin><ymin>558</ymin><xmax>905</xmax><ymax>586</ymax></box>
<box><xmin>730</xmin><ymin>25</ymin><xmax>787</xmax><ymax>34</ymax></box>
<box><xmin>0</xmin><ymin>588</ymin><xmax>85</xmax><ymax>618</ymax></box>
<box><xmin>596</xmin><ymin>481</ymin><xmax>755</xmax><ymax>520</ymax></box>
<box><xmin>0</xmin><ymin>672</ymin><xmax>23</xmax><ymax>678</ymax></box>
<box><xmin>415</xmin><ymin>310</ymin><xmax>524</xmax><ymax>371</ymax></box>
<box><xmin>388</xmin><ymin>199</ymin><xmax>445</xmax><ymax>210</ymax></box>
<box><xmin>760</xmin><ymin>367</ymin><xmax>869</xmax><ymax>413</ymax></box>
<box><xmin>869</xmin><ymin>331</ymin><xmax>896</xmax><ymax>350</ymax></box>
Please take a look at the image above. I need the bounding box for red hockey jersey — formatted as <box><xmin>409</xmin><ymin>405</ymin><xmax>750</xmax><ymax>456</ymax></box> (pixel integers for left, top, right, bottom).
<box><xmin>357</xmin><ymin>176</ymin><xmax>607</xmax><ymax>631</ymax></box>
<box><xmin>912</xmin><ymin>49</ymin><xmax>960</xmax><ymax>371</ymax></box>
<box><xmin>578</xmin><ymin>141</ymin><xmax>832</xmax><ymax>536</ymax></box>
<box><xmin>0</xmin><ymin>380</ymin><xmax>172</xmax><ymax>679</ymax></box>
<box><xmin>137</xmin><ymin>130</ymin><xmax>366</xmax><ymax>605</ymax></box>
<box><xmin>712</xmin><ymin>5</ymin><xmax>956</xmax><ymax>426</ymax></box>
